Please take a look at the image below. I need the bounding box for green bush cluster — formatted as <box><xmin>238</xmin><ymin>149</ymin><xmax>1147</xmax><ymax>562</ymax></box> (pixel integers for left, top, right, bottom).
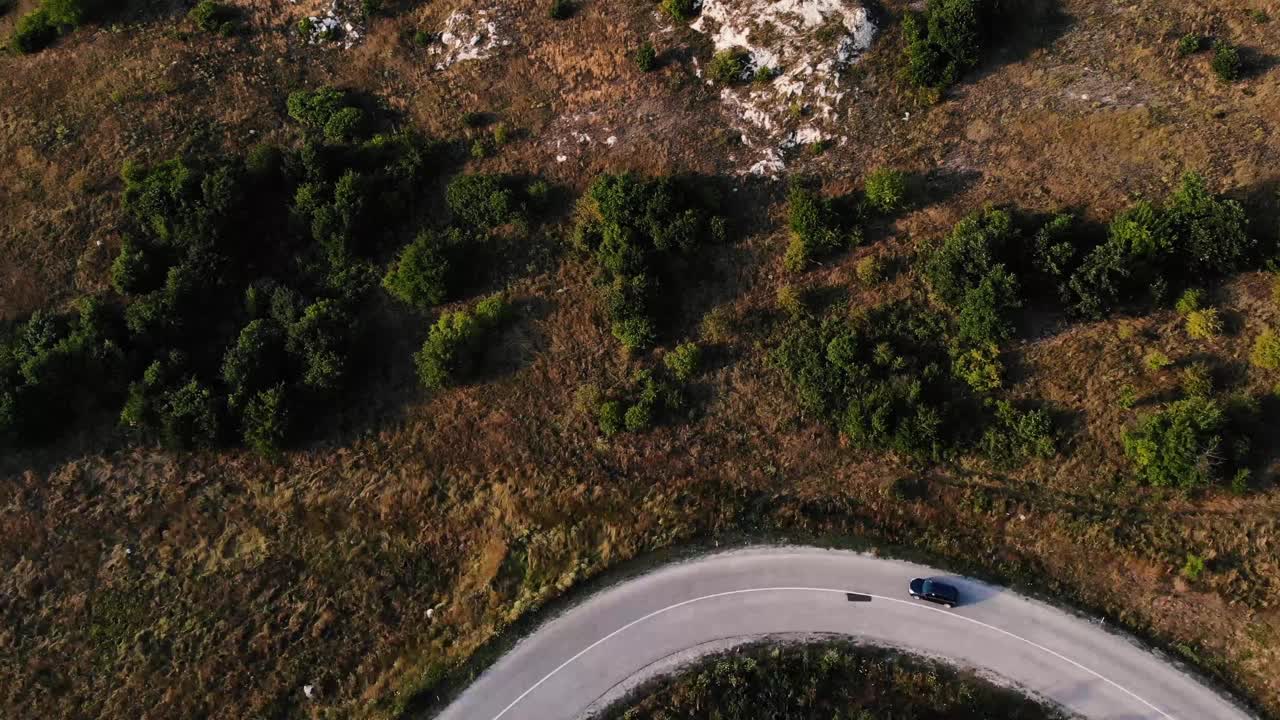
<box><xmin>784</xmin><ymin>182</ymin><xmax>859</xmax><ymax>272</ymax></box>
<box><xmin>863</xmin><ymin>167</ymin><xmax>908</xmax><ymax>214</ymax></box>
<box><xmin>607</xmin><ymin>642</ymin><xmax>1065</xmax><ymax>719</ymax></box>
<box><xmin>1177</xmin><ymin>33</ymin><xmax>1203</xmax><ymax>57</ymax></box>
<box><xmin>287</xmin><ymin>86</ymin><xmax>369</xmax><ymax>143</ymax></box>
<box><xmin>9</xmin><ymin>0</ymin><xmax>104</xmax><ymax>54</ymax></box>
<box><xmin>980</xmin><ymin>399</ymin><xmax>1055</xmax><ymax>467</ymax></box>
<box><xmin>1123</xmin><ymin>396</ymin><xmax>1223</xmax><ymax>489</ymax></box>
<box><xmin>902</xmin><ymin>0</ymin><xmax>985</xmax><ymax>90</ymax></box>
<box><xmin>1211</xmin><ymin>41</ymin><xmax>1241</xmax><ymax>81</ymax></box>
<box><xmin>414</xmin><ymin>294</ymin><xmax>511</xmax><ymax>390</ymax></box>
<box><xmin>1251</xmin><ymin>329</ymin><xmax>1280</xmax><ymax>370</ymax></box>
<box><xmin>1065</xmin><ymin>173</ymin><xmax>1252</xmax><ymax>319</ymax></box>
<box><xmin>189</xmin><ymin>0</ymin><xmax>237</xmax><ymax>35</ymax></box>
<box><xmin>772</xmin><ymin>300</ymin><xmax>1054</xmax><ymax>464</ymax></box>
<box><xmin>923</xmin><ymin>208</ymin><xmax>1022</xmax><ymax>345</ymax></box>
<box><xmin>635</xmin><ymin>41</ymin><xmax>657</xmax><ymax>72</ymax></box>
<box><xmin>708</xmin><ymin>48</ymin><xmax>751</xmax><ymax>84</ymax></box>
<box><xmin>659</xmin><ymin>0</ymin><xmax>695</xmax><ymax>23</ymax></box>
<box><xmin>0</xmin><ymin>299</ymin><xmax>124</xmax><ymax>445</ymax></box>
<box><xmin>772</xmin><ymin>303</ymin><xmax>961</xmax><ymax>459</ymax></box>
<box><xmin>573</xmin><ymin>173</ymin><xmax>726</xmax><ymax>351</ymax></box>
<box><xmin>49</xmin><ymin>111</ymin><xmax>439</xmax><ymax>453</ymax></box>
<box><xmin>381</xmin><ymin>174</ymin><xmax>539</xmax><ymax>310</ymax></box>
<box><xmin>663</xmin><ymin>341</ymin><xmax>702</xmax><ymax>382</ymax></box>
<box><xmin>592</xmin><ymin>367</ymin><xmax>686</xmax><ymax>436</ymax></box>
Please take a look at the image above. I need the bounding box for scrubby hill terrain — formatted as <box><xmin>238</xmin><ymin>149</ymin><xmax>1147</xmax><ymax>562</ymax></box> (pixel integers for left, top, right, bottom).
<box><xmin>2</xmin><ymin>0</ymin><xmax>1279</xmax><ymax>718</ymax></box>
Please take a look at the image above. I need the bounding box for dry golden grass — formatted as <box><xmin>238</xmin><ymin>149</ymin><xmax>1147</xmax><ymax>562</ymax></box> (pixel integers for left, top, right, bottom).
<box><xmin>2</xmin><ymin>0</ymin><xmax>1280</xmax><ymax>718</ymax></box>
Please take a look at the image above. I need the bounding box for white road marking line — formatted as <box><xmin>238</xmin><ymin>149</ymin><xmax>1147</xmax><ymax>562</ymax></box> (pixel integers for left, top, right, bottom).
<box><xmin>488</xmin><ymin>586</ymin><xmax>1177</xmax><ymax>720</ymax></box>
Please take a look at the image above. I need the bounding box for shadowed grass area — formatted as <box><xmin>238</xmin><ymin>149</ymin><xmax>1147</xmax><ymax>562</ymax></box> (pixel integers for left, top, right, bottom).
<box><xmin>602</xmin><ymin>640</ymin><xmax>1067</xmax><ymax>719</ymax></box>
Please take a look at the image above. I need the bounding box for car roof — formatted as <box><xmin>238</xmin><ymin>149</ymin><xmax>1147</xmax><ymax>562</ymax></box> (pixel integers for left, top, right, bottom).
<box><xmin>922</xmin><ymin>579</ymin><xmax>958</xmax><ymax>598</ymax></box>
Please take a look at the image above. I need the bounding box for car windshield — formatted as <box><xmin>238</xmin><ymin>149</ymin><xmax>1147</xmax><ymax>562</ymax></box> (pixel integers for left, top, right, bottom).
<box><xmin>922</xmin><ymin>580</ymin><xmax>944</xmax><ymax>595</ymax></box>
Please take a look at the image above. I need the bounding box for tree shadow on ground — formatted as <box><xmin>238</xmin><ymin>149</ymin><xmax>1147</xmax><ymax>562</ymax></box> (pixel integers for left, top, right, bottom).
<box><xmin>966</xmin><ymin>0</ymin><xmax>1075</xmax><ymax>87</ymax></box>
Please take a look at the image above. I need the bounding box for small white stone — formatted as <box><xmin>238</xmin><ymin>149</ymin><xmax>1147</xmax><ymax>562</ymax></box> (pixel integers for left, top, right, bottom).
<box><xmin>556</xmin><ymin>155</ymin><xmax>568</xmax><ymax>163</ymax></box>
<box><xmin>303</xmin><ymin>685</ymin><xmax>315</xmax><ymax>699</ymax></box>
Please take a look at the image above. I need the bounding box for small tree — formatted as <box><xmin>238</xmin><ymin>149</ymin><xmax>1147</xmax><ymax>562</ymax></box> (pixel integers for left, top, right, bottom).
<box><xmin>1251</xmin><ymin>329</ymin><xmax>1280</xmax><ymax>370</ymax></box>
<box><xmin>1185</xmin><ymin>308</ymin><xmax>1221</xmax><ymax>340</ymax></box>
<box><xmin>323</xmin><ymin>106</ymin><xmax>367</xmax><ymax>143</ymax></box>
<box><xmin>598</xmin><ymin>400</ymin><xmax>624</xmax><ymax>436</ymax></box>
<box><xmin>1123</xmin><ymin>396</ymin><xmax>1223</xmax><ymax>489</ymax></box>
<box><xmin>664</xmin><ymin>342</ymin><xmax>702</xmax><ymax>382</ymax></box>
<box><xmin>1211</xmin><ymin>41</ymin><xmax>1242</xmax><ymax>81</ymax></box>
<box><xmin>864</xmin><ymin>167</ymin><xmax>907</xmax><ymax>214</ymax></box>
<box><xmin>708</xmin><ymin>48</ymin><xmax>751</xmax><ymax>84</ymax></box>
<box><xmin>382</xmin><ymin>230</ymin><xmax>455</xmax><ymax>308</ymax></box>
<box><xmin>635</xmin><ymin>41</ymin><xmax>657</xmax><ymax>72</ymax></box>
<box><xmin>659</xmin><ymin>0</ymin><xmax>695</xmax><ymax>22</ymax></box>
<box><xmin>243</xmin><ymin>384</ymin><xmax>289</xmax><ymax>456</ymax></box>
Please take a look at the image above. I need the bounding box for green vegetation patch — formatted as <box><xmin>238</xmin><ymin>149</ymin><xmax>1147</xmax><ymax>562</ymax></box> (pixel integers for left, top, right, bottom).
<box><xmin>1065</xmin><ymin>173</ymin><xmax>1252</xmax><ymax>319</ymax></box>
<box><xmin>604</xmin><ymin>641</ymin><xmax>1067</xmax><ymax>719</ymax></box>
<box><xmin>573</xmin><ymin>173</ymin><xmax>727</xmax><ymax>351</ymax></box>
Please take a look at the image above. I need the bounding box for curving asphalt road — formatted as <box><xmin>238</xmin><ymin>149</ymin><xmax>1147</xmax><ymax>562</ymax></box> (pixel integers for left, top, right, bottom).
<box><xmin>435</xmin><ymin>547</ymin><xmax>1253</xmax><ymax>720</ymax></box>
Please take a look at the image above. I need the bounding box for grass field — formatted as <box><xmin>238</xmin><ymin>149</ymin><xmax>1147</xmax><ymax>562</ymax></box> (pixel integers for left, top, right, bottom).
<box><xmin>2</xmin><ymin>0</ymin><xmax>1280</xmax><ymax>718</ymax></box>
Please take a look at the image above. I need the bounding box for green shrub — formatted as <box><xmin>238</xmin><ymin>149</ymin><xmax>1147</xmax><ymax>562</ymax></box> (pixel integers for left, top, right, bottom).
<box><xmin>635</xmin><ymin>41</ymin><xmax>657</xmax><ymax>72</ymax></box>
<box><xmin>1067</xmin><ymin>173</ymin><xmax>1251</xmax><ymax>318</ymax></box>
<box><xmin>446</xmin><ymin>174</ymin><xmax>519</xmax><ymax>228</ymax></box>
<box><xmin>11</xmin><ymin>8</ymin><xmax>58</xmax><ymax>53</ymax></box>
<box><xmin>864</xmin><ymin>167</ymin><xmax>907</xmax><ymax>214</ymax></box>
<box><xmin>287</xmin><ymin>86</ymin><xmax>347</xmax><ymax>130</ymax></box>
<box><xmin>491</xmin><ymin>122</ymin><xmax>510</xmax><ymax>146</ymax></box>
<box><xmin>902</xmin><ymin>0</ymin><xmax>984</xmax><ymax>90</ymax></box>
<box><xmin>1251</xmin><ymin>329</ymin><xmax>1280</xmax><ymax>370</ymax></box>
<box><xmin>623</xmin><ymin>402</ymin><xmax>652</xmax><ymax>432</ymax></box>
<box><xmin>952</xmin><ymin>343</ymin><xmax>1002</xmax><ymax>392</ymax></box>
<box><xmin>574</xmin><ymin>173</ymin><xmax>724</xmax><ymax>350</ymax></box>
<box><xmin>708</xmin><ymin>48</ymin><xmax>751</xmax><ymax>84</ymax></box>
<box><xmin>611</xmin><ymin>316</ymin><xmax>656</xmax><ymax>352</ymax></box>
<box><xmin>158</xmin><ymin>377</ymin><xmax>221</xmax><ymax>450</ymax></box>
<box><xmin>288</xmin><ymin>300</ymin><xmax>355</xmax><ymax>391</ymax></box>
<box><xmin>1144</xmin><ymin>350</ymin><xmax>1173</xmax><ymax>371</ymax></box>
<box><xmin>664</xmin><ymin>342</ymin><xmax>701</xmax><ymax>382</ymax></box>
<box><xmin>1123</xmin><ymin>396</ymin><xmax>1223</xmax><ymax>489</ymax></box>
<box><xmin>189</xmin><ymin>0</ymin><xmax>235</xmax><ymax>34</ymax></box>
<box><xmin>414</xmin><ymin>293</ymin><xmax>511</xmax><ymax>390</ymax></box>
<box><xmin>1211</xmin><ymin>41</ymin><xmax>1241</xmax><ymax>81</ymax></box>
<box><xmin>1181</xmin><ymin>553</ymin><xmax>1206</xmax><ymax>581</ymax></box>
<box><xmin>1175</xmin><ymin>288</ymin><xmax>1205</xmax><ymax>315</ymax></box>
<box><xmin>659</xmin><ymin>0</ymin><xmax>695</xmax><ymax>22</ymax></box>
<box><xmin>785</xmin><ymin>183</ymin><xmax>855</xmax><ymax>271</ymax></box>
<box><xmin>854</xmin><ymin>255</ymin><xmax>884</xmax><ymax>285</ymax></box>
<box><xmin>1176</xmin><ymin>33</ymin><xmax>1203</xmax><ymax>56</ymax></box>
<box><xmin>242</xmin><ymin>384</ymin><xmax>289</xmax><ymax>456</ymax></box>
<box><xmin>598</xmin><ymin>400</ymin><xmax>624</xmax><ymax>436</ymax></box>
<box><xmin>1180</xmin><ymin>362</ymin><xmax>1213</xmax><ymax>398</ymax></box>
<box><xmin>924</xmin><ymin>208</ymin><xmax>1022</xmax><ymax>344</ymax></box>
<box><xmin>221</xmin><ymin>319</ymin><xmax>285</xmax><ymax>410</ymax></box>
<box><xmin>323</xmin><ymin>106</ymin><xmax>367</xmax><ymax>143</ymax></box>
<box><xmin>382</xmin><ymin>230</ymin><xmax>456</xmax><ymax>308</ymax></box>
<box><xmin>980</xmin><ymin>399</ymin><xmax>1055</xmax><ymax>466</ymax></box>
<box><xmin>548</xmin><ymin>0</ymin><xmax>572</xmax><ymax>19</ymax></box>
<box><xmin>772</xmin><ymin>302</ymin><xmax>970</xmax><ymax>459</ymax></box>
<box><xmin>1117</xmin><ymin>384</ymin><xmax>1138</xmax><ymax>410</ymax></box>
<box><xmin>1031</xmin><ymin>213</ymin><xmax>1076</xmax><ymax>288</ymax></box>
<box><xmin>1185</xmin><ymin>308</ymin><xmax>1221</xmax><ymax>340</ymax></box>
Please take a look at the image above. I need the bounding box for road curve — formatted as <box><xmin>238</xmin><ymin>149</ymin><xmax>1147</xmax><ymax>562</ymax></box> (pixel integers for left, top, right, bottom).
<box><xmin>435</xmin><ymin>547</ymin><xmax>1252</xmax><ymax>720</ymax></box>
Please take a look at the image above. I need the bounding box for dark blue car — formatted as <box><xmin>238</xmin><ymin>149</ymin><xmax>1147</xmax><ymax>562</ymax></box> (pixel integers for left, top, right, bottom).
<box><xmin>909</xmin><ymin>578</ymin><xmax>960</xmax><ymax>608</ymax></box>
